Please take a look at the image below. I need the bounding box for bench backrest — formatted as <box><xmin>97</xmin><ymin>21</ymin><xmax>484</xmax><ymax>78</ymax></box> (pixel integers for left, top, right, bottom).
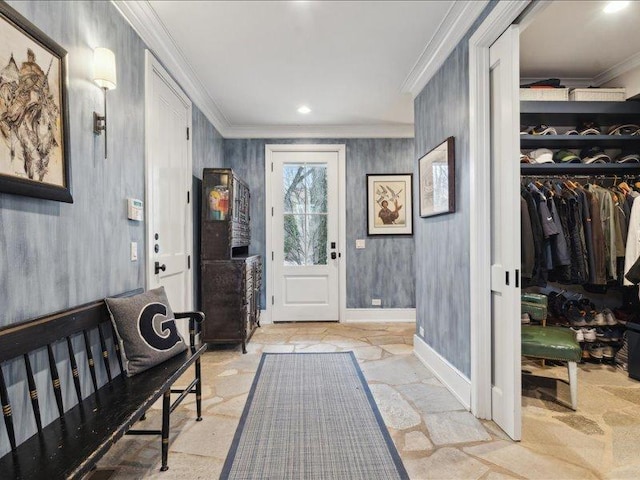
<box><xmin>0</xmin><ymin>289</ymin><xmax>142</xmax><ymax>452</ymax></box>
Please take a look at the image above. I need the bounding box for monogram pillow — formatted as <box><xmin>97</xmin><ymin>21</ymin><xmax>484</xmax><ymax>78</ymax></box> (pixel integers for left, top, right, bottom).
<box><xmin>105</xmin><ymin>287</ymin><xmax>187</xmax><ymax>377</ymax></box>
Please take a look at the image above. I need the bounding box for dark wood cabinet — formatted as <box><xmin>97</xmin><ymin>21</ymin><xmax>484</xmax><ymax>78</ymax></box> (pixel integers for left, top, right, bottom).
<box><xmin>200</xmin><ymin>168</ymin><xmax>261</xmax><ymax>353</ymax></box>
<box><xmin>201</xmin><ymin>256</ymin><xmax>261</xmax><ymax>353</ymax></box>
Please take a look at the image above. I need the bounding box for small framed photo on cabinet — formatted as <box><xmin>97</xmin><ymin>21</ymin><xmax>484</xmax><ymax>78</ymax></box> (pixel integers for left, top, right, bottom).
<box><xmin>366</xmin><ymin>173</ymin><xmax>413</xmax><ymax>236</ymax></box>
<box><xmin>419</xmin><ymin>137</ymin><xmax>455</xmax><ymax>218</ymax></box>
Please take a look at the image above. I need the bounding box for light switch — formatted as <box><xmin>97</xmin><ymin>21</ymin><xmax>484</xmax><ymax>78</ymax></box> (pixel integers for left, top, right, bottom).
<box><xmin>356</xmin><ymin>239</ymin><xmax>365</xmax><ymax>249</ymax></box>
<box><xmin>131</xmin><ymin>242</ymin><xmax>138</xmax><ymax>261</ymax></box>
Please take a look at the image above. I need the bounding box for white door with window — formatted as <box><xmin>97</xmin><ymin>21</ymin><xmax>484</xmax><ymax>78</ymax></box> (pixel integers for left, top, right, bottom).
<box><xmin>145</xmin><ymin>52</ymin><xmax>193</xmax><ymax>322</ymax></box>
<box><xmin>489</xmin><ymin>25</ymin><xmax>522</xmax><ymax>440</ymax></box>
<box><xmin>267</xmin><ymin>146</ymin><xmax>344</xmax><ymax>322</ymax></box>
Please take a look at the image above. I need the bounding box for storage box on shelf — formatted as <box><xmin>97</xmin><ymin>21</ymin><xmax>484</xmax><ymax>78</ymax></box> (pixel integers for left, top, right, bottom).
<box><xmin>520</xmin><ymin>88</ymin><xmax>569</xmax><ymax>102</ymax></box>
<box><xmin>569</xmin><ymin>88</ymin><xmax>625</xmax><ymax>102</ymax></box>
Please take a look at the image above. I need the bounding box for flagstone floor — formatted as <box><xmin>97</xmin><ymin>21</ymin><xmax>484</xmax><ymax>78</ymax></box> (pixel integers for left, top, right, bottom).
<box><xmin>94</xmin><ymin>323</ymin><xmax>640</xmax><ymax>479</ymax></box>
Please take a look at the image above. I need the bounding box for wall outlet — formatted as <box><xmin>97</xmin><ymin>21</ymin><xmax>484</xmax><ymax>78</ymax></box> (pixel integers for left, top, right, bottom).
<box><xmin>130</xmin><ymin>242</ymin><xmax>138</xmax><ymax>261</ymax></box>
<box><xmin>371</xmin><ymin>298</ymin><xmax>381</xmax><ymax>306</ymax></box>
<box><xmin>356</xmin><ymin>239</ymin><xmax>365</xmax><ymax>249</ymax></box>
<box><xmin>419</xmin><ymin>326</ymin><xmax>425</xmax><ymax>337</ymax></box>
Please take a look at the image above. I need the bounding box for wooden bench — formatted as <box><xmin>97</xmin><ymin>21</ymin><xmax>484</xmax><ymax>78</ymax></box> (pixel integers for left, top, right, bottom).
<box><xmin>0</xmin><ymin>290</ymin><xmax>207</xmax><ymax>479</ymax></box>
<box><xmin>522</xmin><ymin>325</ymin><xmax>582</xmax><ymax>410</ymax></box>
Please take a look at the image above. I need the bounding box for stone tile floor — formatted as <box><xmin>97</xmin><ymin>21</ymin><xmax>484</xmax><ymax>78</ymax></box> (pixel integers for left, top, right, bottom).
<box><xmin>94</xmin><ymin>323</ymin><xmax>640</xmax><ymax>479</ymax></box>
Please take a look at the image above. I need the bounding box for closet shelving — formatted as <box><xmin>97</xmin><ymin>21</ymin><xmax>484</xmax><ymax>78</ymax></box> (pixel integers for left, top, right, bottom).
<box><xmin>520</xmin><ymin>135</ymin><xmax>640</xmax><ymax>149</ymax></box>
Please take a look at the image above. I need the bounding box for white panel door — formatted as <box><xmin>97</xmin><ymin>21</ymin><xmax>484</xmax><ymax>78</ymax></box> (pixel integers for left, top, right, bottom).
<box><xmin>489</xmin><ymin>25</ymin><xmax>521</xmax><ymax>441</ymax></box>
<box><xmin>146</xmin><ymin>54</ymin><xmax>192</xmax><ymax>322</ymax></box>
<box><xmin>271</xmin><ymin>150</ymin><xmax>340</xmax><ymax>321</ymax></box>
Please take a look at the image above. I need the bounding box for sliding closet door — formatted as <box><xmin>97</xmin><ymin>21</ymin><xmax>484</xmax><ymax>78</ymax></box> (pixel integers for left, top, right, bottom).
<box><xmin>489</xmin><ymin>25</ymin><xmax>522</xmax><ymax>441</ymax></box>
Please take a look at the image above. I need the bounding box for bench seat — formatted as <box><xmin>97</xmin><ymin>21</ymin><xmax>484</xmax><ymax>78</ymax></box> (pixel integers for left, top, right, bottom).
<box><xmin>521</xmin><ymin>325</ymin><xmax>581</xmax><ymax>410</ymax></box>
<box><xmin>0</xmin><ymin>343</ymin><xmax>206</xmax><ymax>480</ymax></box>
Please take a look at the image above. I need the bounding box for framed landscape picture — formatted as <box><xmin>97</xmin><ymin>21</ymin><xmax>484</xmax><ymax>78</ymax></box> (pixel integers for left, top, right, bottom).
<box><xmin>366</xmin><ymin>173</ymin><xmax>413</xmax><ymax>236</ymax></box>
<box><xmin>0</xmin><ymin>2</ymin><xmax>72</xmax><ymax>203</ymax></box>
<box><xmin>419</xmin><ymin>137</ymin><xmax>454</xmax><ymax>218</ymax></box>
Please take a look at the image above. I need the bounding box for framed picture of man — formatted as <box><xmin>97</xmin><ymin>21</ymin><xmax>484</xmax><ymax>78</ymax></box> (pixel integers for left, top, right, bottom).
<box><xmin>366</xmin><ymin>173</ymin><xmax>413</xmax><ymax>236</ymax></box>
<box><xmin>0</xmin><ymin>2</ymin><xmax>72</xmax><ymax>203</ymax></box>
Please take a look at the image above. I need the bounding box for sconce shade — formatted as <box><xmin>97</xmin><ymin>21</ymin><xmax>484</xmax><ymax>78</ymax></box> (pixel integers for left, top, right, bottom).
<box><xmin>93</xmin><ymin>47</ymin><xmax>117</xmax><ymax>90</ymax></box>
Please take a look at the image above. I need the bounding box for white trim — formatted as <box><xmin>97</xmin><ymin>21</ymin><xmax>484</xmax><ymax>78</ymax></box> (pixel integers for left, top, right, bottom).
<box><xmin>520</xmin><ymin>77</ymin><xmax>593</xmax><ymax>88</ymax></box>
<box><xmin>224</xmin><ymin>124</ymin><xmax>414</xmax><ymax>139</ymax></box>
<box><xmin>113</xmin><ymin>0</ymin><xmax>229</xmax><ymax>133</ymax></box>
<box><xmin>264</xmin><ymin>144</ymin><xmax>347</xmax><ymax>324</ymax></box>
<box><xmin>593</xmin><ymin>51</ymin><xmax>640</xmax><ymax>87</ymax></box>
<box><xmin>401</xmin><ymin>0</ymin><xmax>489</xmax><ymax>97</ymax></box>
<box><xmin>258</xmin><ymin>310</ymin><xmax>271</xmax><ymax>325</ymax></box>
<box><xmin>113</xmin><ymin>0</ymin><xmax>415</xmax><ymax>139</ymax></box>
<box><xmin>413</xmin><ymin>335</ymin><xmax>471</xmax><ymax>410</ymax></box>
<box><xmin>343</xmin><ymin>308</ymin><xmax>416</xmax><ymax>323</ymax></box>
<box><xmin>468</xmin><ymin>0</ymin><xmax>529</xmax><ymax>420</ymax></box>
<box><xmin>144</xmin><ymin>51</ymin><xmax>194</xmax><ymax>309</ymax></box>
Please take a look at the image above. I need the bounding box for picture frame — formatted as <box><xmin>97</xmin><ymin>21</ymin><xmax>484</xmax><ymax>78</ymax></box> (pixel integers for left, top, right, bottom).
<box><xmin>0</xmin><ymin>2</ymin><xmax>72</xmax><ymax>203</ymax></box>
<box><xmin>366</xmin><ymin>173</ymin><xmax>413</xmax><ymax>236</ymax></box>
<box><xmin>419</xmin><ymin>136</ymin><xmax>454</xmax><ymax>218</ymax></box>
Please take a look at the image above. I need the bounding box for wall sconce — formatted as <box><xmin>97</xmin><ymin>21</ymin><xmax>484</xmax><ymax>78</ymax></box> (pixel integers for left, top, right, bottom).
<box><xmin>93</xmin><ymin>47</ymin><xmax>117</xmax><ymax>159</ymax></box>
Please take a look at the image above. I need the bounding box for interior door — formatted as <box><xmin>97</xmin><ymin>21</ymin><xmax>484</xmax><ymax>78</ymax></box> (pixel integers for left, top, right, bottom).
<box><xmin>271</xmin><ymin>150</ymin><xmax>340</xmax><ymax>321</ymax></box>
<box><xmin>146</xmin><ymin>54</ymin><xmax>192</xmax><ymax>324</ymax></box>
<box><xmin>489</xmin><ymin>25</ymin><xmax>522</xmax><ymax>440</ymax></box>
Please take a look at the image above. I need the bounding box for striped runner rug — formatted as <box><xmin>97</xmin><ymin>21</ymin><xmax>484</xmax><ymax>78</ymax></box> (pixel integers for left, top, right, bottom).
<box><xmin>221</xmin><ymin>352</ymin><xmax>408</xmax><ymax>480</ymax></box>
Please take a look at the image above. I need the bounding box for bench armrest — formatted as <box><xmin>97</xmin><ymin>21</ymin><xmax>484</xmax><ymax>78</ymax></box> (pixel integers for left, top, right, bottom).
<box><xmin>174</xmin><ymin>311</ymin><xmax>205</xmax><ymax>348</ymax></box>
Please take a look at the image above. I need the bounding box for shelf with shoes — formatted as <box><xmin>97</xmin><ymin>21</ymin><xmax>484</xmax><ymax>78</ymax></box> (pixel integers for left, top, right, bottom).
<box><xmin>520</xmin><ymin>162</ymin><xmax>640</xmax><ymax>175</ymax></box>
<box><xmin>520</xmin><ymin>134</ymin><xmax>640</xmax><ymax>149</ymax></box>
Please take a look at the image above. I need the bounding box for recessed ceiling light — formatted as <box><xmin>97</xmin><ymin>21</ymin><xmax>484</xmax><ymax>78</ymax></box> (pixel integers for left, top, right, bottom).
<box><xmin>297</xmin><ymin>106</ymin><xmax>311</xmax><ymax>114</ymax></box>
<box><xmin>603</xmin><ymin>1</ymin><xmax>630</xmax><ymax>13</ymax></box>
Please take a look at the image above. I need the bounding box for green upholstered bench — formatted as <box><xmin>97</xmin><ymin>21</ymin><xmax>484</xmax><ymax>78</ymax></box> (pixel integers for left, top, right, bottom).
<box><xmin>522</xmin><ymin>326</ymin><xmax>582</xmax><ymax>410</ymax></box>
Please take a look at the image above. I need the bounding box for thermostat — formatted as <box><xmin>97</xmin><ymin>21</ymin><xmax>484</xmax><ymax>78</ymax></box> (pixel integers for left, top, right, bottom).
<box><xmin>127</xmin><ymin>198</ymin><xmax>144</xmax><ymax>221</ymax></box>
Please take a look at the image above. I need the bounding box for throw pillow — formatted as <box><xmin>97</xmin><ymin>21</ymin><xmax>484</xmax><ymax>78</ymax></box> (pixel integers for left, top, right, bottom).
<box><xmin>105</xmin><ymin>287</ymin><xmax>187</xmax><ymax>376</ymax></box>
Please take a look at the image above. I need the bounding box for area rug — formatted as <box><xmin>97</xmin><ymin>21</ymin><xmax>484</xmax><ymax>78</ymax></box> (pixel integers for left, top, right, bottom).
<box><xmin>221</xmin><ymin>352</ymin><xmax>408</xmax><ymax>480</ymax></box>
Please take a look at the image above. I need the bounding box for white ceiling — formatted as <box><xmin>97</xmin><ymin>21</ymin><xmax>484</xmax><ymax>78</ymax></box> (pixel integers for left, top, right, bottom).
<box><xmin>520</xmin><ymin>0</ymin><xmax>640</xmax><ymax>82</ymax></box>
<box><xmin>116</xmin><ymin>1</ymin><xmax>487</xmax><ymax>138</ymax></box>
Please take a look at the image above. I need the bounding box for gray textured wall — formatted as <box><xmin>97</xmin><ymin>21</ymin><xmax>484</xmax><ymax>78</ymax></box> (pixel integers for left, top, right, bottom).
<box><xmin>413</xmin><ymin>2</ymin><xmax>496</xmax><ymax>378</ymax></box>
<box><xmin>192</xmin><ymin>105</ymin><xmax>225</xmax><ymax>308</ymax></box>
<box><xmin>0</xmin><ymin>0</ymin><xmax>146</xmax><ymax>456</ymax></box>
<box><xmin>0</xmin><ymin>2</ymin><xmax>225</xmax><ymax>456</ymax></box>
<box><xmin>224</xmin><ymin>138</ymin><xmax>415</xmax><ymax>309</ymax></box>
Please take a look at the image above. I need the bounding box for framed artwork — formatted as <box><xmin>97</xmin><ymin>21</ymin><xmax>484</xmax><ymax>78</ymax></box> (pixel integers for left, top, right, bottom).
<box><xmin>0</xmin><ymin>2</ymin><xmax>72</xmax><ymax>203</ymax></box>
<box><xmin>366</xmin><ymin>173</ymin><xmax>413</xmax><ymax>236</ymax></box>
<box><xmin>419</xmin><ymin>136</ymin><xmax>454</xmax><ymax>218</ymax></box>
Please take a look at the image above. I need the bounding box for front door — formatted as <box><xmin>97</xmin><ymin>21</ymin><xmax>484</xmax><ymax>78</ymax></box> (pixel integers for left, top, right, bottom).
<box><xmin>270</xmin><ymin>148</ymin><xmax>341</xmax><ymax>322</ymax></box>
<box><xmin>145</xmin><ymin>52</ymin><xmax>192</xmax><ymax>323</ymax></box>
<box><xmin>489</xmin><ymin>25</ymin><xmax>522</xmax><ymax>440</ymax></box>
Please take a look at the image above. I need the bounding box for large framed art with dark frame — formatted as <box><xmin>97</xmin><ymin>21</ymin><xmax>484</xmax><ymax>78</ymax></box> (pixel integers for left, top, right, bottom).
<box><xmin>0</xmin><ymin>1</ymin><xmax>72</xmax><ymax>203</ymax></box>
<box><xmin>419</xmin><ymin>136</ymin><xmax>455</xmax><ymax>218</ymax></box>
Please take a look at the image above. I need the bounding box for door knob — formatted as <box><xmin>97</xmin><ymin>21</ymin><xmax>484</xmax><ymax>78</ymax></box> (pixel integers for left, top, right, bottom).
<box><xmin>155</xmin><ymin>262</ymin><xmax>166</xmax><ymax>274</ymax></box>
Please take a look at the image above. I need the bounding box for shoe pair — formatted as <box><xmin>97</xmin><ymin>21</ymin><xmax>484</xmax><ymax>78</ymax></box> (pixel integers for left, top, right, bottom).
<box><xmin>601</xmin><ymin>308</ymin><xmax>618</xmax><ymax>326</ymax></box>
<box><xmin>571</xmin><ymin>327</ymin><xmax>596</xmax><ymax>342</ymax></box>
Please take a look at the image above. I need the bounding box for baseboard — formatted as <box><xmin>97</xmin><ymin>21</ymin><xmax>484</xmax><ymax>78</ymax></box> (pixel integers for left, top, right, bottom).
<box><xmin>259</xmin><ymin>310</ymin><xmax>271</xmax><ymax>325</ymax></box>
<box><xmin>413</xmin><ymin>334</ymin><xmax>471</xmax><ymax>410</ymax></box>
<box><xmin>343</xmin><ymin>308</ymin><xmax>416</xmax><ymax>323</ymax></box>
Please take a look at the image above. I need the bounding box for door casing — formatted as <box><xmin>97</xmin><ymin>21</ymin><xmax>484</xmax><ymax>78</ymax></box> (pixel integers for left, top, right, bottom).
<box><xmin>265</xmin><ymin>144</ymin><xmax>346</xmax><ymax>324</ymax></box>
<box><xmin>144</xmin><ymin>50</ymin><xmax>193</xmax><ymax>311</ymax></box>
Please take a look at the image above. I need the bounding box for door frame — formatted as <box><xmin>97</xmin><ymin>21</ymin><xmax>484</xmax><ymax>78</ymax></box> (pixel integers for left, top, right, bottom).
<box><xmin>144</xmin><ymin>50</ymin><xmax>194</xmax><ymax>309</ymax></box>
<box><xmin>468</xmin><ymin>1</ymin><xmax>531</xmax><ymax>419</ymax></box>
<box><xmin>264</xmin><ymin>144</ymin><xmax>347</xmax><ymax>324</ymax></box>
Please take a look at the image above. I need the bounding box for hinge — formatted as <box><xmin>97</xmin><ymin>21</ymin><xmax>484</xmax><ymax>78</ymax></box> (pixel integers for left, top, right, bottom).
<box><xmin>271</xmin><ymin>162</ymin><xmax>273</xmax><ymax>172</ymax></box>
<box><xmin>186</xmin><ymin>127</ymin><xmax>190</xmax><ymax>140</ymax></box>
<box><xmin>271</xmin><ymin>207</ymin><xmax>274</xmax><ymax>216</ymax></box>
<box><xmin>271</xmin><ymin>251</ymin><xmax>274</xmax><ymax>261</ymax></box>
<box><xmin>188</xmin><ymin>255</ymin><xmax>191</xmax><ymax>269</ymax></box>
<box><xmin>271</xmin><ymin>295</ymin><xmax>274</xmax><ymax>305</ymax></box>
<box><xmin>187</xmin><ymin>191</ymin><xmax>190</xmax><ymax>204</ymax></box>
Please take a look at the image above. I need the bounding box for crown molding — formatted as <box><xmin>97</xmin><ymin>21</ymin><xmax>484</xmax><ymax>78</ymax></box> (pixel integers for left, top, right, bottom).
<box><xmin>593</xmin><ymin>51</ymin><xmax>640</xmax><ymax>87</ymax></box>
<box><xmin>224</xmin><ymin>123</ymin><xmax>414</xmax><ymax>139</ymax></box>
<box><xmin>401</xmin><ymin>0</ymin><xmax>489</xmax><ymax>98</ymax></box>
<box><xmin>112</xmin><ymin>0</ymin><xmax>231</xmax><ymax>134</ymax></box>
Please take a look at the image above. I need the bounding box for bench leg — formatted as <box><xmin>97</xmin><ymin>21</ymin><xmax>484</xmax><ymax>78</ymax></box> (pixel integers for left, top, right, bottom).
<box><xmin>567</xmin><ymin>361</ymin><xmax>578</xmax><ymax>411</ymax></box>
<box><xmin>161</xmin><ymin>390</ymin><xmax>170</xmax><ymax>471</ymax></box>
<box><xmin>196</xmin><ymin>357</ymin><xmax>203</xmax><ymax>422</ymax></box>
